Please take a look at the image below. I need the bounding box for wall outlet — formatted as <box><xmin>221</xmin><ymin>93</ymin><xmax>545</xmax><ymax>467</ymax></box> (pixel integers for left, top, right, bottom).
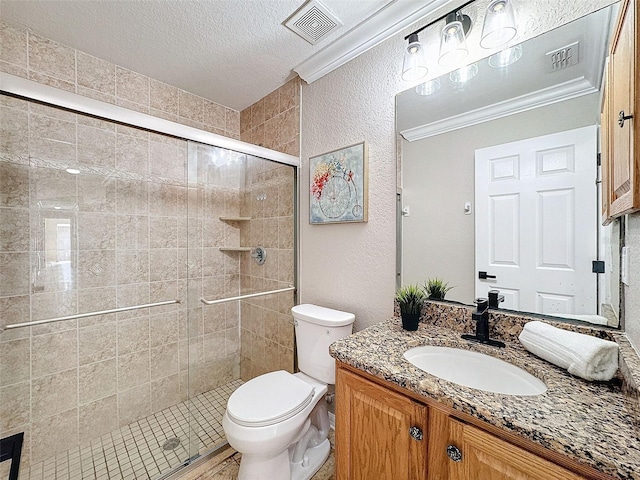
<box><xmin>621</xmin><ymin>246</ymin><xmax>629</xmax><ymax>285</ymax></box>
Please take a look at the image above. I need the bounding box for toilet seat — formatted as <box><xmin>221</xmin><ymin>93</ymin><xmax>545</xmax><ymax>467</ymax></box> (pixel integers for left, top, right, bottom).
<box><xmin>227</xmin><ymin>371</ymin><xmax>315</xmax><ymax>427</ymax></box>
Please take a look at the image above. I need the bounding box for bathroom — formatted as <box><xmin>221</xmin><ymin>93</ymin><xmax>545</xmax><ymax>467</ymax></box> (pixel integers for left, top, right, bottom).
<box><xmin>1</xmin><ymin>0</ymin><xmax>639</xmax><ymax>479</ymax></box>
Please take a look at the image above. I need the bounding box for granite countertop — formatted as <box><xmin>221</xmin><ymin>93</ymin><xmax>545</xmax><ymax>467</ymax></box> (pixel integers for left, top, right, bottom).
<box><xmin>329</xmin><ymin>317</ymin><xmax>640</xmax><ymax>480</ymax></box>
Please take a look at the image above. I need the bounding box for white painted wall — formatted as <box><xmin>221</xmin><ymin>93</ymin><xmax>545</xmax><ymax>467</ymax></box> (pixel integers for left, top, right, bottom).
<box><xmin>299</xmin><ymin>34</ymin><xmax>406</xmax><ymax>331</ymax></box>
<box><xmin>623</xmin><ymin>217</ymin><xmax>640</xmax><ymax>350</ymax></box>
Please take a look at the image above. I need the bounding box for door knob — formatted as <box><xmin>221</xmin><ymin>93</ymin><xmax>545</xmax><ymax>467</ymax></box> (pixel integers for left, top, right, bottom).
<box><xmin>409</xmin><ymin>426</ymin><xmax>423</xmax><ymax>441</ymax></box>
<box><xmin>618</xmin><ymin>110</ymin><xmax>633</xmax><ymax>128</ymax></box>
<box><xmin>446</xmin><ymin>445</ymin><xmax>463</xmax><ymax>462</ymax></box>
<box><xmin>478</xmin><ymin>271</ymin><xmax>496</xmax><ymax>279</ymax></box>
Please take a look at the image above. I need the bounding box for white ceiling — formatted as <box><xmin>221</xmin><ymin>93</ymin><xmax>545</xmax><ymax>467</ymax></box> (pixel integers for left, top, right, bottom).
<box><xmin>1</xmin><ymin>0</ymin><xmax>395</xmax><ymax>111</ymax></box>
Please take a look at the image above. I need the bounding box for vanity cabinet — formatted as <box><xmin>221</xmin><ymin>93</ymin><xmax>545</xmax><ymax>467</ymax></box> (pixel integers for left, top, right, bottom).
<box><xmin>602</xmin><ymin>0</ymin><xmax>638</xmax><ymax>220</ymax></box>
<box><xmin>335</xmin><ymin>364</ymin><xmax>609</xmax><ymax>480</ymax></box>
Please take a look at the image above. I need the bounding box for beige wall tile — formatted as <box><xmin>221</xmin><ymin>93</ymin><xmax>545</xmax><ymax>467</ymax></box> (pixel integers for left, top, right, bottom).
<box><xmin>116</xmin><ymin>249</ymin><xmax>149</xmax><ymax>285</ymax></box>
<box><xmin>151</xmin><ymin>374</ymin><xmax>180</xmax><ymax>412</ymax></box>
<box><xmin>263</xmin><ymin>89</ymin><xmax>279</xmax><ymax>121</ymax></box>
<box><xmin>78</xmin><ymin>249</ymin><xmax>116</xmax><ymax>289</ymax></box>
<box><xmin>77</xmin><ymin>124</ymin><xmax>116</xmax><ymax>168</ymax></box>
<box><xmin>78</xmin><ymin>395</ymin><xmax>118</xmax><ymax>444</ymax></box>
<box><xmin>78</xmin><ymin>322</ymin><xmax>116</xmax><ymax>365</ymax></box>
<box><xmin>150</xmin><ymin>139</ymin><xmax>184</xmax><ymax>181</ymax></box>
<box><xmin>116</xmin><ymin>132</ymin><xmax>149</xmax><ymax>175</ymax></box>
<box><xmin>240</xmin><ymin>107</ymin><xmax>251</xmax><ymax>134</ymax></box>
<box><xmin>0</xmin><ymin>252</ymin><xmax>30</xmax><ymax>296</ymax></box>
<box><xmin>149</xmin><ymin>217</ymin><xmax>178</xmax><ymax>248</ymax></box>
<box><xmin>117</xmin><ymin>383</ymin><xmax>150</xmax><ymax>427</ymax></box>
<box><xmin>78</xmin><ymin>174</ymin><xmax>116</xmax><ymax>213</ymax></box>
<box><xmin>78</xmin><ymin>212</ymin><xmax>116</xmax><ymax>250</ymax></box>
<box><xmin>226</xmin><ymin>108</ymin><xmax>240</xmax><ymax>135</ymax></box>
<box><xmin>116</xmin><ymin>215</ymin><xmax>149</xmax><ymax>249</ymax></box>
<box><xmin>0</xmin><ymin>381</ymin><xmax>30</xmax><ymax>430</ymax></box>
<box><xmin>77</xmin><ymin>52</ymin><xmax>115</xmax><ymax>96</ymax></box>
<box><xmin>31</xmin><ymin>331</ymin><xmax>77</xmax><ymax>378</ymax></box>
<box><xmin>117</xmin><ymin>349</ymin><xmax>150</xmax><ymax>391</ymax></box>
<box><xmin>179</xmin><ymin>90</ymin><xmax>203</xmax><ymax>123</ymax></box>
<box><xmin>1</xmin><ymin>22</ymin><xmax>27</xmax><ymax>67</ymax></box>
<box><xmin>116</xmin><ymin>179</ymin><xmax>149</xmax><ymax>215</ymax></box>
<box><xmin>77</xmin><ymin>286</ymin><xmax>116</xmax><ymax>316</ymax></box>
<box><xmin>79</xmin><ymin>358</ymin><xmax>116</xmax><ymax>405</ymax></box>
<box><xmin>204</xmin><ymin>100</ymin><xmax>226</xmax><ymax>130</ymax></box>
<box><xmin>279</xmin><ymin>78</ymin><xmax>299</xmax><ymax>113</ymax></box>
<box><xmin>150</xmin><ymin>342</ymin><xmax>179</xmax><ymax>380</ymax></box>
<box><xmin>0</xmin><ymin>163</ymin><xmax>29</xmax><ymax>208</ymax></box>
<box><xmin>28</xmin><ymin>33</ymin><xmax>75</xmax><ymax>83</ymax></box>
<box><xmin>30</xmin><ymin>291</ymin><xmax>77</xmax><ymax>324</ymax></box>
<box><xmin>150</xmin><ymin>79</ymin><xmax>179</xmax><ymax>115</ymax></box>
<box><xmin>117</xmin><ymin>317</ymin><xmax>149</xmax><ymax>355</ymax></box>
<box><xmin>251</xmin><ymin>100</ymin><xmax>265</xmax><ymax>129</ymax></box>
<box><xmin>0</xmin><ymin>208</ymin><xmax>29</xmax><ymax>252</ymax></box>
<box><xmin>76</xmin><ymin>85</ymin><xmax>116</xmax><ymax>104</ymax></box>
<box><xmin>31</xmin><ymin>368</ymin><xmax>77</xmax><ymax>420</ymax></box>
<box><xmin>0</xmin><ymin>295</ymin><xmax>30</xmax><ymax>340</ymax></box>
<box><xmin>0</xmin><ymin>59</ymin><xmax>27</xmax><ymax>79</ymax></box>
<box><xmin>30</xmin><ymin>408</ymin><xmax>78</xmax><ymax>462</ymax></box>
<box><xmin>0</xmin><ymin>338</ymin><xmax>30</xmax><ymax>386</ymax></box>
<box><xmin>150</xmin><ymin>311</ymin><xmax>178</xmax><ymax>348</ymax></box>
<box><xmin>1</xmin><ymin>105</ymin><xmax>29</xmax><ymax>158</ymax></box>
<box><xmin>115</xmin><ymin>66</ymin><xmax>149</xmax><ymax>106</ymax></box>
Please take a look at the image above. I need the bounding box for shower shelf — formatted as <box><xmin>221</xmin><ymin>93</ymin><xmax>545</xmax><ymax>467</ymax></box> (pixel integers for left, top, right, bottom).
<box><xmin>219</xmin><ymin>216</ymin><xmax>251</xmax><ymax>222</ymax></box>
<box><xmin>219</xmin><ymin>247</ymin><xmax>251</xmax><ymax>252</ymax></box>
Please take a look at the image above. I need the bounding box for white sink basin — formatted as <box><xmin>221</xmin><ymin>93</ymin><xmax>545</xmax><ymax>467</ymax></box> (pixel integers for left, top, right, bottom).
<box><xmin>404</xmin><ymin>346</ymin><xmax>547</xmax><ymax>396</ymax></box>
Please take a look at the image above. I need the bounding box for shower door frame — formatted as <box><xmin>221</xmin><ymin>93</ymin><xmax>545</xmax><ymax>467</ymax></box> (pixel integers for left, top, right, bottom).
<box><xmin>1</xmin><ymin>72</ymin><xmax>301</xmax><ymax>479</ymax></box>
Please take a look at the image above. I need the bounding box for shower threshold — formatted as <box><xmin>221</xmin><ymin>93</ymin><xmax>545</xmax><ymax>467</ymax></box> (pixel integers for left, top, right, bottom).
<box><xmin>17</xmin><ymin>379</ymin><xmax>243</xmax><ymax>480</ymax></box>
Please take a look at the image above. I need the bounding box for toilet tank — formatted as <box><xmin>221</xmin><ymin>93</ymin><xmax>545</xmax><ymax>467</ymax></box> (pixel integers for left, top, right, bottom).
<box><xmin>291</xmin><ymin>304</ymin><xmax>355</xmax><ymax>384</ymax></box>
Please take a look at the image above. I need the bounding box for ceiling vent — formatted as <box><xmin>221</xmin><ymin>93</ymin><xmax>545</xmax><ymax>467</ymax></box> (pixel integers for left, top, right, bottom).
<box><xmin>546</xmin><ymin>41</ymin><xmax>580</xmax><ymax>72</ymax></box>
<box><xmin>285</xmin><ymin>0</ymin><xmax>342</xmax><ymax>45</ymax></box>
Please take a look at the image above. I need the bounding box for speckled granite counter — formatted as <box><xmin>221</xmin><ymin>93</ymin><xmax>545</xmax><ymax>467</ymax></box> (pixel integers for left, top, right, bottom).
<box><xmin>329</xmin><ymin>316</ymin><xmax>640</xmax><ymax>480</ymax></box>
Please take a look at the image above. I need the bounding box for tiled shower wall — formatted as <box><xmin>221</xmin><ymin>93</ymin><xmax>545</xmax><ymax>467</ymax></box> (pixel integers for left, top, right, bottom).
<box><xmin>0</xmin><ymin>95</ymin><xmax>246</xmax><ymax>471</ymax></box>
<box><xmin>238</xmin><ymin>80</ymin><xmax>301</xmax><ymax>381</ymax></box>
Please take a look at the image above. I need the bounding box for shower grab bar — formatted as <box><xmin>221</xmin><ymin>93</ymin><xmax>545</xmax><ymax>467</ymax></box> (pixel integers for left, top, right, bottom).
<box><xmin>200</xmin><ymin>285</ymin><xmax>295</xmax><ymax>306</ymax></box>
<box><xmin>4</xmin><ymin>300</ymin><xmax>181</xmax><ymax>330</ymax></box>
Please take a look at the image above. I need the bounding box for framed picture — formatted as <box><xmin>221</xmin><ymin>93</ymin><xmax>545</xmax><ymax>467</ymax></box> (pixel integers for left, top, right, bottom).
<box><xmin>309</xmin><ymin>142</ymin><xmax>368</xmax><ymax>224</ymax></box>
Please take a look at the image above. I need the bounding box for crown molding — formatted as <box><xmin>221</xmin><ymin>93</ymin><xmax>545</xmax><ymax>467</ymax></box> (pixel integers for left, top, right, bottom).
<box><xmin>294</xmin><ymin>0</ymin><xmax>452</xmax><ymax>83</ymax></box>
<box><xmin>400</xmin><ymin>76</ymin><xmax>598</xmax><ymax>141</ymax></box>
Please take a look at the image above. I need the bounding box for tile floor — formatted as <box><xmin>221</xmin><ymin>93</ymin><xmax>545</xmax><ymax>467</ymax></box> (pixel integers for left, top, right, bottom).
<box><xmin>15</xmin><ymin>379</ymin><xmax>243</xmax><ymax>480</ymax></box>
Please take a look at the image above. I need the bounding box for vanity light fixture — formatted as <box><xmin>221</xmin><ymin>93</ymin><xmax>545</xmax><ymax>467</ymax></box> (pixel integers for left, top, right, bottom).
<box><xmin>401</xmin><ymin>0</ymin><xmax>519</xmax><ymax>81</ymax></box>
<box><xmin>480</xmin><ymin>0</ymin><xmax>518</xmax><ymax>49</ymax></box>
<box><xmin>401</xmin><ymin>33</ymin><xmax>429</xmax><ymax>81</ymax></box>
<box><xmin>415</xmin><ymin>78</ymin><xmax>441</xmax><ymax>96</ymax></box>
<box><xmin>438</xmin><ymin>10</ymin><xmax>472</xmax><ymax>67</ymax></box>
<box><xmin>450</xmin><ymin>62</ymin><xmax>479</xmax><ymax>85</ymax></box>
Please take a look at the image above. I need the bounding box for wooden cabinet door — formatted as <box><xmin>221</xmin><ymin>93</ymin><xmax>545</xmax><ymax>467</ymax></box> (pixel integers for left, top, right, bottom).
<box><xmin>607</xmin><ymin>0</ymin><xmax>637</xmax><ymax>217</ymax></box>
<box><xmin>335</xmin><ymin>367</ymin><xmax>427</xmax><ymax>480</ymax></box>
<box><xmin>446</xmin><ymin>419</ymin><xmax>585</xmax><ymax>480</ymax></box>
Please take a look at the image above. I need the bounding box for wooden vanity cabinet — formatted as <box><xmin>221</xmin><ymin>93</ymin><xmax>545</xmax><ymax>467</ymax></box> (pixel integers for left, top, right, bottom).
<box><xmin>335</xmin><ymin>364</ymin><xmax>608</xmax><ymax>480</ymax></box>
<box><xmin>602</xmin><ymin>0</ymin><xmax>638</xmax><ymax>220</ymax></box>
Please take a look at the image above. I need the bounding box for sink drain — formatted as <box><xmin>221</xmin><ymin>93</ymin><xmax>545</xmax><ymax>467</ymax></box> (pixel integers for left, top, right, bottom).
<box><xmin>162</xmin><ymin>437</ymin><xmax>181</xmax><ymax>451</ymax></box>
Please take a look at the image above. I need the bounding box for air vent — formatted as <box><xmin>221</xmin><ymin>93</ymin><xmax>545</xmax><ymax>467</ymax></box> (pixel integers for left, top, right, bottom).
<box><xmin>285</xmin><ymin>0</ymin><xmax>342</xmax><ymax>45</ymax></box>
<box><xmin>546</xmin><ymin>41</ymin><xmax>580</xmax><ymax>72</ymax></box>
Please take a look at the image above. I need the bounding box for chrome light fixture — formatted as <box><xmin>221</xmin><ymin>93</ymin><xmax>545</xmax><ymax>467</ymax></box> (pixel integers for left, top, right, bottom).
<box><xmin>438</xmin><ymin>10</ymin><xmax>472</xmax><ymax>67</ymax></box>
<box><xmin>480</xmin><ymin>0</ymin><xmax>517</xmax><ymax>49</ymax></box>
<box><xmin>401</xmin><ymin>33</ymin><xmax>428</xmax><ymax>81</ymax></box>
<box><xmin>488</xmin><ymin>44</ymin><xmax>522</xmax><ymax>68</ymax></box>
<box><xmin>415</xmin><ymin>79</ymin><xmax>441</xmax><ymax>96</ymax></box>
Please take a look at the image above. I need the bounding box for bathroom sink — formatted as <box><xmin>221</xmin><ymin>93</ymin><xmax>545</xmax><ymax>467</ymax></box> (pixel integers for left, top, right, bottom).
<box><xmin>403</xmin><ymin>346</ymin><xmax>547</xmax><ymax>396</ymax></box>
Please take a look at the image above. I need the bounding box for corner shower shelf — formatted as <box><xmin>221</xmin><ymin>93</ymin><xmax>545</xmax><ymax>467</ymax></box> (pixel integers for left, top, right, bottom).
<box><xmin>219</xmin><ymin>247</ymin><xmax>251</xmax><ymax>252</ymax></box>
<box><xmin>219</xmin><ymin>216</ymin><xmax>251</xmax><ymax>222</ymax></box>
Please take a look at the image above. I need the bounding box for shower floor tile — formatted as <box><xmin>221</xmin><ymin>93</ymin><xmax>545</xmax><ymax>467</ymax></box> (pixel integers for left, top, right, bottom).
<box><xmin>16</xmin><ymin>379</ymin><xmax>243</xmax><ymax>480</ymax></box>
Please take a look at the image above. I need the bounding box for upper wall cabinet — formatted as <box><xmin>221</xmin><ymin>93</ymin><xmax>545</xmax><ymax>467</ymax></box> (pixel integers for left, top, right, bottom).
<box><xmin>603</xmin><ymin>0</ymin><xmax>638</xmax><ymax>221</ymax></box>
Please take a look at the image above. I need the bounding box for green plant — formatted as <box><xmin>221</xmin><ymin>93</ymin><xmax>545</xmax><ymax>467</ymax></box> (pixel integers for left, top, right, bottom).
<box><xmin>395</xmin><ymin>284</ymin><xmax>426</xmax><ymax>315</ymax></box>
<box><xmin>424</xmin><ymin>278</ymin><xmax>454</xmax><ymax>299</ymax></box>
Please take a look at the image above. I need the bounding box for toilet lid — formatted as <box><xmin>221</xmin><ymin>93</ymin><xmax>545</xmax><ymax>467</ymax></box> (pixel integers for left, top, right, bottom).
<box><xmin>227</xmin><ymin>371</ymin><xmax>315</xmax><ymax>427</ymax></box>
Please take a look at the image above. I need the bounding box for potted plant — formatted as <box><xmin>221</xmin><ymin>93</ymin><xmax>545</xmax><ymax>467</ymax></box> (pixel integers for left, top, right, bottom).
<box><xmin>424</xmin><ymin>278</ymin><xmax>454</xmax><ymax>300</ymax></box>
<box><xmin>395</xmin><ymin>284</ymin><xmax>425</xmax><ymax>331</ymax></box>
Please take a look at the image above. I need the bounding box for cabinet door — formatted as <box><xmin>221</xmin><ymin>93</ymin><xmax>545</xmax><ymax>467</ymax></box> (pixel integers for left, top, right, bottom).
<box><xmin>607</xmin><ymin>0</ymin><xmax>637</xmax><ymax>217</ymax></box>
<box><xmin>446</xmin><ymin>419</ymin><xmax>585</xmax><ymax>480</ymax></box>
<box><xmin>335</xmin><ymin>367</ymin><xmax>427</xmax><ymax>480</ymax></box>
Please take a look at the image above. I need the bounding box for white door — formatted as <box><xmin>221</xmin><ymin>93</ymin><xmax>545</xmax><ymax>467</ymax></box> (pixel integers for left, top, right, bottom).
<box><xmin>475</xmin><ymin>125</ymin><xmax>597</xmax><ymax>315</ymax></box>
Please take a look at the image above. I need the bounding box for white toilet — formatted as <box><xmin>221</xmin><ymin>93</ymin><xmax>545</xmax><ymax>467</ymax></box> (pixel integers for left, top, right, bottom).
<box><xmin>222</xmin><ymin>304</ymin><xmax>355</xmax><ymax>480</ymax></box>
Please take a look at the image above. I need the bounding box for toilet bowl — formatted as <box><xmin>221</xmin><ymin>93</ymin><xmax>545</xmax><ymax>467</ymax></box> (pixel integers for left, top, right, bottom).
<box><xmin>222</xmin><ymin>304</ymin><xmax>355</xmax><ymax>480</ymax></box>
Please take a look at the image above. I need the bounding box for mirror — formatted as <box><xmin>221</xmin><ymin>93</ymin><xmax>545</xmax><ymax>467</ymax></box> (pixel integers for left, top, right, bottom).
<box><xmin>397</xmin><ymin>4</ymin><xmax>621</xmax><ymax>327</ymax></box>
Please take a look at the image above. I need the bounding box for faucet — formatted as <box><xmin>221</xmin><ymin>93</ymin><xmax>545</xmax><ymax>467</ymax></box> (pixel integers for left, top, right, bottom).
<box><xmin>461</xmin><ymin>298</ymin><xmax>505</xmax><ymax>348</ymax></box>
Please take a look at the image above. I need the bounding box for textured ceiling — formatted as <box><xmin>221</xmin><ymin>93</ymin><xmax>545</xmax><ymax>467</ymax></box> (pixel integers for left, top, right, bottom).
<box><xmin>0</xmin><ymin>0</ymin><xmax>391</xmax><ymax>110</ymax></box>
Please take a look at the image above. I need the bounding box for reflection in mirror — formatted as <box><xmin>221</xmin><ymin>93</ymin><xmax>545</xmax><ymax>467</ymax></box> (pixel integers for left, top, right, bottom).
<box><xmin>397</xmin><ymin>4</ymin><xmax>621</xmax><ymax>327</ymax></box>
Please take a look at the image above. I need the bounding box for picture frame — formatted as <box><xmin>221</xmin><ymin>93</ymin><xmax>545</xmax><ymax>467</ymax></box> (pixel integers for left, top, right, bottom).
<box><xmin>309</xmin><ymin>142</ymin><xmax>368</xmax><ymax>224</ymax></box>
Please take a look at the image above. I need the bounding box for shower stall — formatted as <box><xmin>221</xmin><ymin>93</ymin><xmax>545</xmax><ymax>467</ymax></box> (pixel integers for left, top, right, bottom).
<box><xmin>0</xmin><ymin>82</ymin><xmax>298</xmax><ymax>480</ymax></box>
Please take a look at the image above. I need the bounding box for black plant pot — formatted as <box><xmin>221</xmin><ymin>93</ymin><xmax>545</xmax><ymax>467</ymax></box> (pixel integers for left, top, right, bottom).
<box><xmin>401</xmin><ymin>312</ymin><xmax>420</xmax><ymax>331</ymax></box>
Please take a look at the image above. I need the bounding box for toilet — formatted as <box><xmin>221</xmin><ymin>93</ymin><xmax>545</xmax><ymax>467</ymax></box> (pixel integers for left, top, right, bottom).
<box><xmin>222</xmin><ymin>304</ymin><xmax>355</xmax><ymax>480</ymax></box>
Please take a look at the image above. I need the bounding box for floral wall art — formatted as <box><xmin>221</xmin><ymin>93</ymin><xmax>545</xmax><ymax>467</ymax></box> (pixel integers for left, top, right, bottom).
<box><xmin>309</xmin><ymin>142</ymin><xmax>368</xmax><ymax>224</ymax></box>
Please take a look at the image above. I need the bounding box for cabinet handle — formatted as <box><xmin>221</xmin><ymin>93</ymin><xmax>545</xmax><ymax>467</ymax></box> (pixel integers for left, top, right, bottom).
<box><xmin>446</xmin><ymin>445</ymin><xmax>463</xmax><ymax>462</ymax></box>
<box><xmin>618</xmin><ymin>110</ymin><xmax>634</xmax><ymax>128</ymax></box>
<box><xmin>409</xmin><ymin>426</ymin><xmax>423</xmax><ymax>441</ymax></box>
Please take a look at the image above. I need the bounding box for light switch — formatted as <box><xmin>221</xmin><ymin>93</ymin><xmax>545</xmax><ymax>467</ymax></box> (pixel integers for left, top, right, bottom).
<box><xmin>464</xmin><ymin>202</ymin><xmax>472</xmax><ymax>215</ymax></box>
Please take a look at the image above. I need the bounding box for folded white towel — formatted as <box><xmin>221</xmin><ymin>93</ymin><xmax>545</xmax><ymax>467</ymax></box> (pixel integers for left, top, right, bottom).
<box><xmin>519</xmin><ymin>321</ymin><xmax>619</xmax><ymax>381</ymax></box>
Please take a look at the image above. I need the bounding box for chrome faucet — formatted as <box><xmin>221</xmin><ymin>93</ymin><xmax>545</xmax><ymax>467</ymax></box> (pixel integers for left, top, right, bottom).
<box><xmin>462</xmin><ymin>297</ymin><xmax>505</xmax><ymax>348</ymax></box>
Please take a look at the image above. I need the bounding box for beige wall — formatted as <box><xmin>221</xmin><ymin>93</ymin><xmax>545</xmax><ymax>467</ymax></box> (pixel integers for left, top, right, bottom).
<box><xmin>402</xmin><ymin>93</ymin><xmax>601</xmax><ymax>305</ymax></box>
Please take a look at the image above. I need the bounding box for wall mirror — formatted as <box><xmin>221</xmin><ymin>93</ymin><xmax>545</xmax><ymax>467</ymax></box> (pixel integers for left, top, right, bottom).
<box><xmin>396</xmin><ymin>3</ymin><xmax>621</xmax><ymax>327</ymax></box>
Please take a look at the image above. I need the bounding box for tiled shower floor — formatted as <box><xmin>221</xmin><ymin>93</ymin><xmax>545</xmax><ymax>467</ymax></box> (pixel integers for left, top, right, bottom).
<box><xmin>18</xmin><ymin>379</ymin><xmax>243</xmax><ymax>480</ymax></box>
